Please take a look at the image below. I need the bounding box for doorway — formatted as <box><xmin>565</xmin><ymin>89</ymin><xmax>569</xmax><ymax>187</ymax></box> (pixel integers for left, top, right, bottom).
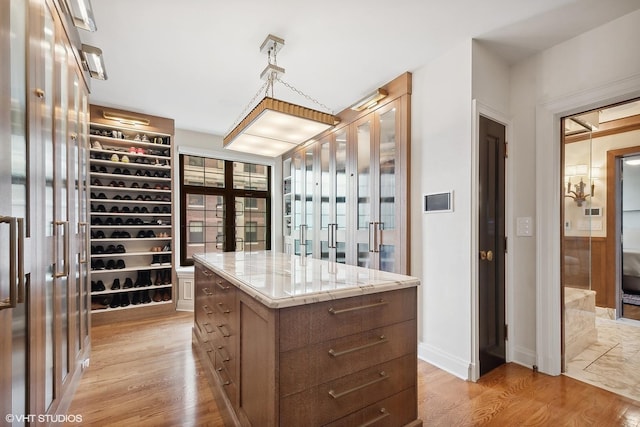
<box><xmin>562</xmin><ymin>99</ymin><xmax>640</xmax><ymax>401</ymax></box>
<box><xmin>478</xmin><ymin>115</ymin><xmax>507</xmax><ymax>377</ymax></box>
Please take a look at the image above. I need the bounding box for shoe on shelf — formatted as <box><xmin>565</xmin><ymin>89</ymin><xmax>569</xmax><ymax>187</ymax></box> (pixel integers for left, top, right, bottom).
<box><xmin>121</xmin><ymin>155</ymin><xmax>130</xmax><ymax>163</ymax></box>
<box><xmin>95</xmin><ymin>230</ymin><xmax>106</xmax><ymax>239</ymax></box>
<box><xmin>111</xmin><ymin>278</ymin><xmax>121</xmax><ymax>290</ymax></box>
<box><xmin>151</xmin><ymin>255</ymin><xmax>161</xmax><ymax>266</ymax></box>
<box><xmin>131</xmin><ymin>291</ymin><xmax>141</xmax><ymax>305</ymax></box>
<box><xmin>97</xmin><ymin>193</ymin><xmax>107</xmax><ymax>199</ymax></box>
<box><xmin>112</xmin><ymin>168</ymin><xmax>122</xmax><ymax>175</ymax></box>
<box><xmin>111</xmin><ymin>231</ymin><xmax>121</xmax><ymax>238</ymax></box>
<box><xmin>110</xmin><ymin>206</ymin><xmax>119</xmax><ymax>213</ymax></box>
<box><xmin>129</xmin><ymin>146</ymin><xmax>137</xmax><ymax>153</ymax></box>
<box><xmin>116</xmin><ymin>244</ymin><xmax>126</xmax><ymax>253</ymax></box>
<box><xmin>120</xmin><ymin>293</ymin><xmax>130</xmax><ymax>307</ymax></box>
<box><xmin>162</xmin><ymin>289</ymin><xmax>171</xmax><ymax>301</ymax></box>
<box><xmin>142</xmin><ymin>290</ymin><xmax>151</xmax><ymax>304</ymax></box>
<box><xmin>116</xmin><ymin>259</ymin><xmax>126</xmax><ymax>269</ymax></box>
<box><xmin>109</xmin><ymin>294</ymin><xmax>121</xmax><ymax>308</ymax></box>
<box><xmin>91</xmin><ymin>140</ymin><xmax>102</xmax><ymax>150</ymax></box>
<box><xmin>110</xmin><ymin>153</ymin><xmax>120</xmax><ymax>162</ymax></box>
<box><xmin>121</xmin><ymin>231</ymin><xmax>131</xmax><ymax>238</ymax></box>
<box><xmin>134</xmin><ymin>134</ymin><xmax>141</xmax><ymax>142</ymax></box>
<box><xmin>122</xmin><ymin>169</ymin><xmax>131</xmax><ymax>175</ymax></box>
<box><xmin>121</xmin><ymin>206</ymin><xmax>131</xmax><ymax>213</ymax></box>
<box><xmin>146</xmin><ymin>230</ymin><xmax>156</xmax><ymax>238</ymax></box>
<box><xmin>141</xmin><ymin>134</ymin><xmax>149</xmax><ymax>142</ymax></box>
<box><xmin>99</xmin><ymin>166</ymin><xmax>108</xmax><ymax>173</ymax></box>
<box><xmin>161</xmin><ymin>255</ymin><xmax>171</xmax><ymax>266</ymax></box>
<box><xmin>91</xmin><ymin>297</ymin><xmax>109</xmax><ymax>310</ymax></box>
<box><xmin>92</xmin><ymin>259</ymin><xmax>105</xmax><ymax>270</ymax></box>
<box><xmin>106</xmin><ymin>260</ymin><xmax>116</xmax><ymax>270</ymax></box>
<box><xmin>105</xmin><ymin>244</ymin><xmax>116</xmax><ymax>253</ymax></box>
<box><xmin>123</xmin><ymin>278</ymin><xmax>134</xmax><ymax>289</ymax></box>
<box><xmin>153</xmin><ymin>290</ymin><xmax>162</xmax><ymax>302</ymax></box>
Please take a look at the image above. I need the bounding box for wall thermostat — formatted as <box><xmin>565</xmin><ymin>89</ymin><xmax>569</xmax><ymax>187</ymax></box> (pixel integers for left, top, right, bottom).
<box><xmin>424</xmin><ymin>191</ymin><xmax>454</xmax><ymax>213</ymax></box>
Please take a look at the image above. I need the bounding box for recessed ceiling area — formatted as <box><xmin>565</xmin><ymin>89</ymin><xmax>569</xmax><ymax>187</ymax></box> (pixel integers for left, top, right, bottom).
<box><xmin>83</xmin><ymin>0</ymin><xmax>640</xmax><ymax>137</ymax></box>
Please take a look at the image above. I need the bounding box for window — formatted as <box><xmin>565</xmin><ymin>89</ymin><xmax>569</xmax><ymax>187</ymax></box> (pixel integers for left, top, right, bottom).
<box><xmin>180</xmin><ymin>155</ymin><xmax>271</xmax><ymax>265</ymax></box>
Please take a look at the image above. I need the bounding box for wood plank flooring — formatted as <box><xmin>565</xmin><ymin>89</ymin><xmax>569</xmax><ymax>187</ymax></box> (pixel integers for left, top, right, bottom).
<box><xmin>66</xmin><ymin>311</ymin><xmax>640</xmax><ymax>426</ymax></box>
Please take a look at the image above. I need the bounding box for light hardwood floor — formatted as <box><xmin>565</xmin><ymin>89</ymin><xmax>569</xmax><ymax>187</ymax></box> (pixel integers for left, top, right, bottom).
<box><xmin>66</xmin><ymin>311</ymin><xmax>640</xmax><ymax>426</ymax></box>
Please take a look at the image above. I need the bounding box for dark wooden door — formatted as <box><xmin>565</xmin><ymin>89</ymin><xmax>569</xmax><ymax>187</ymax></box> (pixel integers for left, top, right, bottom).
<box><xmin>479</xmin><ymin>115</ymin><xmax>506</xmax><ymax>376</ymax></box>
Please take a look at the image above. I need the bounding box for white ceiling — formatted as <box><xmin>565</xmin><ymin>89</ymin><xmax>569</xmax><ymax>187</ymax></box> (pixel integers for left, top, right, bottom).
<box><xmin>83</xmin><ymin>0</ymin><xmax>640</xmax><ymax>136</ymax></box>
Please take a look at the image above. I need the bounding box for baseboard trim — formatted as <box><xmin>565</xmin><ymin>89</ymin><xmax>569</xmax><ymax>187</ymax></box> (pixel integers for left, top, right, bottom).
<box><xmin>418</xmin><ymin>341</ymin><xmax>470</xmax><ymax>380</ymax></box>
<box><xmin>511</xmin><ymin>345</ymin><xmax>537</xmax><ymax>369</ymax></box>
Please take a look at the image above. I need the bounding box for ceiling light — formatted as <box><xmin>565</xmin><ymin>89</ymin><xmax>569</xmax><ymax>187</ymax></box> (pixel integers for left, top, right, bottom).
<box><xmin>80</xmin><ymin>44</ymin><xmax>107</xmax><ymax>80</ymax></box>
<box><xmin>349</xmin><ymin>88</ymin><xmax>388</xmax><ymax>111</ymax></box>
<box><xmin>223</xmin><ymin>34</ymin><xmax>340</xmax><ymax>157</ymax></box>
<box><xmin>64</xmin><ymin>0</ymin><xmax>97</xmax><ymax>32</ymax></box>
<box><xmin>103</xmin><ymin>111</ymin><xmax>150</xmax><ymax>126</ymax></box>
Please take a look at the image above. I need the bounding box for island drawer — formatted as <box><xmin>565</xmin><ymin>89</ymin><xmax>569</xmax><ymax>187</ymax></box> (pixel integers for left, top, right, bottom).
<box><xmin>279</xmin><ymin>319</ymin><xmax>416</xmax><ymax>397</ymax></box>
<box><xmin>279</xmin><ymin>287</ymin><xmax>416</xmax><ymax>352</ymax></box>
<box><xmin>280</xmin><ymin>354</ymin><xmax>415</xmax><ymax>427</ymax></box>
<box><xmin>324</xmin><ymin>386</ymin><xmax>417</xmax><ymax>427</ymax></box>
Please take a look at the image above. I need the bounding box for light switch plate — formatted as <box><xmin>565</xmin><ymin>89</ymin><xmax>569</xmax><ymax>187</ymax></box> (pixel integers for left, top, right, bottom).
<box><xmin>516</xmin><ymin>217</ymin><xmax>533</xmax><ymax>237</ymax></box>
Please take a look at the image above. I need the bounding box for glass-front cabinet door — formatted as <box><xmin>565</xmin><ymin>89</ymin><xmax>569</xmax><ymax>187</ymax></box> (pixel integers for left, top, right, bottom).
<box><xmin>352</xmin><ymin>101</ymin><xmax>401</xmax><ymax>272</ymax></box>
<box><xmin>291</xmin><ymin>147</ymin><xmax>316</xmax><ymax>256</ymax></box>
<box><xmin>319</xmin><ymin>129</ymin><xmax>348</xmax><ymax>264</ymax></box>
<box><xmin>1</xmin><ymin>0</ymin><xmax>29</xmax><ymax>420</ymax></box>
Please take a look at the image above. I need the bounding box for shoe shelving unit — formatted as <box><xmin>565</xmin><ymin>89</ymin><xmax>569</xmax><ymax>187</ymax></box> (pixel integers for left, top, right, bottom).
<box><xmin>89</xmin><ymin>104</ymin><xmax>176</xmax><ymax>325</ymax></box>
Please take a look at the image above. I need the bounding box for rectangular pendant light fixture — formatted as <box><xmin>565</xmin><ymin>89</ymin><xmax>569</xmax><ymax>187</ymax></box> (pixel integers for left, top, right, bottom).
<box><xmin>103</xmin><ymin>111</ymin><xmax>150</xmax><ymax>126</ymax></box>
<box><xmin>224</xmin><ymin>97</ymin><xmax>339</xmax><ymax>157</ymax></box>
<box><xmin>81</xmin><ymin>44</ymin><xmax>107</xmax><ymax>80</ymax></box>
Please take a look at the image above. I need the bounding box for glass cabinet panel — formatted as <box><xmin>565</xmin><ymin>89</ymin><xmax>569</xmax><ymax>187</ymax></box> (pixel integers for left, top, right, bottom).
<box><xmin>292</xmin><ymin>152</ymin><xmax>303</xmax><ymax>255</ymax></box>
<box><xmin>304</xmin><ymin>148</ymin><xmax>314</xmax><ymax>256</ymax></box>
<box><xmin>378</xmin><ymin>107</ymin><xmax>397</xmax><ymax>272</ymax></box>
<box><xmin>320</xmin><ymin>140</ymin><xmax>331</xmax><ymax>260</ymax></box>
<box><xmin>356</xmin><ymin>120</ymin><xmax>372</xmax><ymax>268</ymax></box>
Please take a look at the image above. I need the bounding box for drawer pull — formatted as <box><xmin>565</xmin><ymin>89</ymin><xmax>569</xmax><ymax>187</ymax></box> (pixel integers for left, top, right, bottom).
<box><xmin>217</xmin><ymin>302</ymin><xmax>231</xmax><ymax>314</ymax></box>
<box><xmin>202</xmin><ymin>287</ymin><xmax>213</xmax><ymax>296</ymax></box>
<box><xmin>202</xmin><ymin>322</ymin><xmax>215</xmax><ymax>334</ymax></box>
<box><xmin>328</xmin><ymin>371</ymin><xmax>389</xmax><ymax>399</ymax></box>
<box><xmin>215</xmin><ymin>367</ymin><xmax>231</xmax><ymax>386</ymax></box>
<box><xmin>203</xmin><ymin>305</ymin><xmax>213</xmax><ymax>315</ymax></box>
<box><xmin>217</xmin><ymin>324</ymin><xmax>231</xmax><ymax>337</ymax></box>
<box><xmin>328</xmin><ymin>299</ymin><xmax>387</xmax><ymax>315</ymax></box>
<box><xmin>202</xmin><ymin>269</ymin><xmax>213</xmax><ymax>277</ymax></box>
<box><xmin>217</xmin><ymin>345</ymin><xmax>231</xmax><ymax>362</ymax></box>
<box><xmin>328</xmin><ymin>335</ymin><xmax>387</xmax><ymax>357</ymax></box>
<box><xmin>216</xmin><ymin>280</ymin><xmax>230</xmax><ymax>291</ymax></box>
<box><xmin>359</xmin><ymin>408</ymin><xmax>390</xmax><ymax>427</ymax></box>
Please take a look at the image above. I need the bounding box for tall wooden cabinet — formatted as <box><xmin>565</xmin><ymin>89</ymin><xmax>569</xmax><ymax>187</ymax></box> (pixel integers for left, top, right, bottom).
<box><xmin>283</xmin><ymin>73</ymin><xmax>411</xmax><ymax>274</ymax></box>
<box><xmin>1</xmin><ymin>0</ymin><xmax>91</xmax><ymax>423</ymax></box>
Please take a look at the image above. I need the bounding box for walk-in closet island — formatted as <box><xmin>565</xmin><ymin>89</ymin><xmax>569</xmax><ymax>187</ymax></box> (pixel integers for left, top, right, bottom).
<box><xmin>193</xmin><ymin>250</ymin><xmax>422</xmax><ymax>427</ymax></box>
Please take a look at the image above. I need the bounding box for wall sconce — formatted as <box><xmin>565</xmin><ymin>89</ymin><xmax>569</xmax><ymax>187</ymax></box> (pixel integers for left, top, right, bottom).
<box><xmin>349</xmin><ymin>88</ymin><xmax>388</xmax><ymax>111</ymax></box>
<box><xmin>64</xmin><ymin>0</ymin><xmax>97</xmax><ymax>32</ymax></box>
<box><xmin>565</xmin><ymin>164</ymin><xmax>599</xmax><ymax>207</ymax></box>
<box><xmin>103</xmin><ymin>111</ymin><xmax>150</xmax><ymax>126</ymax></box>
<box><xmin>81</xmin><ymin>44</ymin><xmax>107</xmax><ymax>80</ymax></box>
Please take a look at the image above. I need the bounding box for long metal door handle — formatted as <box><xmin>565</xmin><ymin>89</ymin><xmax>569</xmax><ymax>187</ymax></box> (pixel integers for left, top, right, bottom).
<box><xmin>377</xmin><ymin>221</ymin><xmax>384</xmax><ymax>253</ymax></box>
<box><xmin>328</xmin><ymin>371</ymin><xmax>389</xmax><ymax>399</ymax></box>
<box><xmin>79</xmin><ymin>222</ymin><xmax>88</xmax><ymax>264</ymax></box>
<box><xmin>327</xmin><ymin>224</ymin><xmax>333</xmax><ymax>249</ymax></box>
<box><xmin>328</xmin><ymin>335</ymin><xmax>388</xmax><ymax>357</ymax></box>
<box><xmin>328</xmin><ymin>299</ymin><xmax>387</xmax><ymax>315</ymax></box>
<box><xmin>17</xmin><ymin>218</ymin><xmax>25</xmax><ymax>304</ymax></box>
<box><xmin>368</xmin><ymin>222</ymin><xmax>375</xmax><ymax>252</ymax></box>
<box><xmin>54</xmin><ymin>220</ymin><xmax>70</xmax><ymax>278</ymax></box>
<box><xmin>0</xmin><ymin>216</ymin><xmax>18</xmax><ymax>310</ymax></box>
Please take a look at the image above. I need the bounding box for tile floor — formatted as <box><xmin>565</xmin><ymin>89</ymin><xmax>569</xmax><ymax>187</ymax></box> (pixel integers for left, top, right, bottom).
<box><xmin>565</xmin><ymin>316</ymin><xmax>640</xmax><ymax>402</ymax></box>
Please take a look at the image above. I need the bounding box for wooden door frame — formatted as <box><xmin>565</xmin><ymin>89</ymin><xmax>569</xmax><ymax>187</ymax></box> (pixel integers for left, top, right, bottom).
<box><xmin>471</xmin><ymin>101</ymin><xmax>512</xmax><ymax>381</ymax></box>
<box><xmin>607</xmin><ymin>146</ymin><xmax>640</xmax><ymax>317</ymax></box>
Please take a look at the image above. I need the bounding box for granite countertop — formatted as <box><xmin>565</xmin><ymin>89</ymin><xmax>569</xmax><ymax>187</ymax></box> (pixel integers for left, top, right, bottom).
<box><xmin>193</xmin><ymin>251</ymin><xmax>420</xmax><ymax>309</ymax></box>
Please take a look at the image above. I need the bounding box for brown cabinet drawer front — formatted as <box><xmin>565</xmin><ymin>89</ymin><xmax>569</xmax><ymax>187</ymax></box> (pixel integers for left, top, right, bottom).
<box><xmin>213</xmin><ymin>358</ymin><xmax>238</xmax><ymax>409</ymax></box>
<box><xmin>213</xmin><ymin>343</ymin><xmax>237</xmax><ymax>384</ymax></box>
<box><xmin>324</xmin><ymin>387</ymin><xmax>417</xmax><ymax>427</ymax></box>
<box><xmin>280</xmin><ymin>355</ymin><xmax>415</xmax><ymax>427</ymax></box>
<box><xmin>280</xmin><ymin>287</ymin><xmax>416</xmax><ymax>352</ymax></box>
<box><xmin>280</xmin><ymin>320</ymin><xmax>416</xmax><ymax>396</ymax></box>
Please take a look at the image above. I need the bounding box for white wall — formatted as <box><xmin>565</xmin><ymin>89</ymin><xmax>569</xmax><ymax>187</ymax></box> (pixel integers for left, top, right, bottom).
<box><xmin>413</xmin><ymin>8</ymin><xmax>640</xmax><ymax>379</ymax></box>
<box><xmin>411</xmin><ymin>39</ymin><xmax>474</xmax><ymax>379</ymax></box>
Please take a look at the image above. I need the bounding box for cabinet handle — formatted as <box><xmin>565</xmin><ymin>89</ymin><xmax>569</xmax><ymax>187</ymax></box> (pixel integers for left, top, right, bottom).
<box><xmin>79</xmin><ymin>222</ymin><xmax>89</xmax><ymax>264</ymax></box>
<box><xmin>202</xmin><ymin>287</ymin><xmax>213</xmax><ymax>296</ymax></box>
<box><xmin>34</xmin><ymin>88</ymin><xmax>45</xmax><ymax>99</ymax></box>
<box><xmin>216</xmin><ymin>345</ymin><xmax>231</xmax><ymax>362</ymax></box>
<box><xmin>368</xmin><ymin>222</ymin><xmax>375</xmax><ymax>253</ymax></box>
<box><xmin>328</xmin><ymin>335</ymin><xmax>387</xmax><ymax>358</ymax></box>
<box><xmin>358</xmin><ymin>408</ymin><xmax>390</xmax><ymax>427</ymax></box>
<box><xmin>202</xmin><ymin>304</ymin><xmax>213</xmax><ymax>315</ymax></box>
<box><xmin>215</xmin><ymin>367</ymin><xmax>231</xmax><ymax>386</ymax></box>
<box><xmin>328</xmin><ymin>371</ymin><xmax>389</xmax><ymax>399</ymax></box>
<box><xmin>54</xmin><ymin>220</ymin><xmax>69</xmax><ymax>278</ymax></box>
<box><xmin>216</xmin><ymin>280</ymin><xmax>230</xmax><ymax>291</ymax></box>
<box><xmin>375</xmin><ymin>221</ymin><xmax>383</xmax><ymax>253</ymax></box>
<box><xmin>0</xmin><ymin>217</ymin><xmax>24</xmax><ymax>310</ymax></box>
<box><xmin>201</xmin><ymin>269</ymin><xmax>213</xmax><ymax>277</ymax></box>
<box><xmin>217</xmin><ymin>324</ymin><xmax>231</xmax><ymax>337</ymax></box>
<box><xmin>202</xmin><ymin>322</ymin><xmax>215</xmax><ymax>334</ymax></box>
<box><xmin>327</xmin><ymin>224</ymin><xmax>333</xmax><ymax>249</ymax></box>
<box><xmin>328</xmin><ymin>299</ymin><xmax>387</xmax><ymax>315</ymax></box>
<box><xmin>216</xmin><ymin>302</ymin><xmax>231</xmax><ymax>314</ymax></box>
